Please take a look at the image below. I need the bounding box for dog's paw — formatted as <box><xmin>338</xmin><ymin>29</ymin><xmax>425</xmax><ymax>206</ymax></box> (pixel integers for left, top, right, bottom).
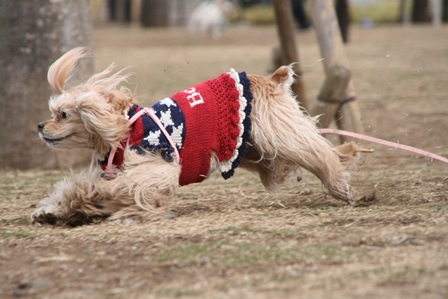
<box><xmin>31</xmin><ymin>206</ymin><xmax>59</xmax><ymax>225</ymax></box>
<box><xmin>351</xmin><ymin>185</ymin><xmax>377</xmax><ymax>207</ymax></box>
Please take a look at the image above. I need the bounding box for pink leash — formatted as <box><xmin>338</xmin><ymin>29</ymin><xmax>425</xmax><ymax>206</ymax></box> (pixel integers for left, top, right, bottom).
<box><xmin>104</xmin><ymin>108</ymin><xmax>180</xmax><ymax>179</ymax></box>
<box><xmin>319</xmin><ymin>128</ymin><xmax>448</xmax><ymax>164</ymax></box>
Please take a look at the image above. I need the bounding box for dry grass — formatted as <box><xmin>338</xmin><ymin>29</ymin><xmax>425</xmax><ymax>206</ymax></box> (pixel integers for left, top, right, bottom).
<box><xmin>1</xmin><ymin>24</ymin><xmax>448</xmax><ymax>298</ymax></box>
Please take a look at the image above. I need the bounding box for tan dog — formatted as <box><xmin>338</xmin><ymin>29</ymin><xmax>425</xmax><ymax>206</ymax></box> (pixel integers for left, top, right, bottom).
<box><xmin>32</xmin><ymin>48</ymin><xmax>359</xmax><ymax>225</ymax></box>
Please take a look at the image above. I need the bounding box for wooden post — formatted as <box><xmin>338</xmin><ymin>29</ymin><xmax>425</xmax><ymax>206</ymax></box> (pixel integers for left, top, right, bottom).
<box><xmin>273</xmin><ymin>0</ymin><xmax>309</xmax><ymax>111</ymax></box>
<box><xmin>335</xmin><ymin>0</ymin><xmax>350</xmax><ymax>43</ymax></box>
<box><xmin>313</xmin><ymin>65</ymin><xmax>351</xmax><ymax>129</ymax></box>
<box><xmin>310</xmin><ymin>0</ymin><xmax>364</xmax><ymax>141</ymax></box>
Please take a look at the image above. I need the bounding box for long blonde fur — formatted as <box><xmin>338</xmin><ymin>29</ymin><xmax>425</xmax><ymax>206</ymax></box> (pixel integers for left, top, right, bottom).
<box><xmin>244</xmin><ymin>66</ymin><xmax>355</xmax><ymax>202</ymax></box>
<box><xmin>32</xmin><ymin>49</ymin><xmax>359</xmax><ymax>225</ymax></box>
<box><xmin>47</xmin><ymin>47</ymin><xmax>88</xmax><ymax>93</ymax></box>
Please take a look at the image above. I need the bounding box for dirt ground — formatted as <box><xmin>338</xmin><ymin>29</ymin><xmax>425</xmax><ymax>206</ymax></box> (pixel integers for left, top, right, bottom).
<box><xmin>1</xmin><ymin>24</ymin><xmax>447</xmax><ymax>298</ymax></box>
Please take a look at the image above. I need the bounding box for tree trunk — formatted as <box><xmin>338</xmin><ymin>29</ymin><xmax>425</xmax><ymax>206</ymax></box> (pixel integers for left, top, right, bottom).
<box><xmin>335</xmin><ymin>0</ymin><xmax>350</xmax><ymax>43</ymax></box>
<box><xmin>141</xmin><ymin>0</ymin><xmax>169</xmax><ymax>27</ymax></box>
<box><xmin>442</xmin><ymin>0</ymin><xmax>448</xmax><ymax>22</ymax></box>
<box><xmin>0</xmin><ymin>0</ymin><xmax>93</xmax><ymax>169</ymax></box>
<box><xmin>273</xmin><ymin>0</ymin><xmax>309</xmax><ymax>111</ymax></box>
<box><xmin>412</xmin><ymin>0</ymin><xmax>430</xmax><ymax>23</ymax></box>
<box><xmin>398</xmin><ymin>0</ymin><xmax>411</xmax><ymax>24</ymax></box>
<box><xmin>108</xmin><ymin>0</ymin><xmax>131</xmax><ymax>23</ymax></box>
<box><xmin>310</xmin><ymin>0</ymin><xmax>364</xmax><ymax>140</ymax></box>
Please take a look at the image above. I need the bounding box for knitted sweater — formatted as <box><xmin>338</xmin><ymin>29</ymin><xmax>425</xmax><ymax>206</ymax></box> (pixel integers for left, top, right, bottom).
<box><xmin>100</xmin><ymin>69</ymin><xmax>253</xmax><ymax>186</ymax></box>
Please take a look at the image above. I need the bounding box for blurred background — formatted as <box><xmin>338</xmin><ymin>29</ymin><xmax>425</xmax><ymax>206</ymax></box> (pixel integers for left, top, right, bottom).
<box><xmin>93</xmin><ymin>0</ymin><xmax>447</xmax><ymax>27</ymax></box>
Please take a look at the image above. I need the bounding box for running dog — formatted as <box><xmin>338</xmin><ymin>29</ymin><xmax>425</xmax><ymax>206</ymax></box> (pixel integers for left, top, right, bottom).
<box><xmin>32</xmin><ymin>48</ymin><xmax>360</xmax><ymax>225</ymax></box>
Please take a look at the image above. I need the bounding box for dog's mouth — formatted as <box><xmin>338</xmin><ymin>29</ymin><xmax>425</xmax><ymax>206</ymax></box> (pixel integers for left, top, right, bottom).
<box><xmin>41</xmin><ymin>132</ymin><xmax>76</xmax><ymax>144</ymax></box>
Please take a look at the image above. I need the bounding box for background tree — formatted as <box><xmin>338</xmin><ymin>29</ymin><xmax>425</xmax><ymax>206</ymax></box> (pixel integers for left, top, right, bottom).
<box><xmin>141</xmin><ymin>0</ymin><xmax>168</xmax><ymax>27</ymax></box>
<box><xmin>412</xmin><ymin>0</ymin><xmax>430</xmax><ymax>23</ymax></box>
<box><xmin>443</xmin><ymin>0</ymin><xmax>448</xmax><ymax>22</ymax></box>
<box><xmin>335</xmin><ymin>0</ymin><xmax>350</xmax><ymax>43</ymax></box>
<box><xmin>0</xmin><ymin>0</ymin><xmax>93</xmax><ymax>169</ymax></box>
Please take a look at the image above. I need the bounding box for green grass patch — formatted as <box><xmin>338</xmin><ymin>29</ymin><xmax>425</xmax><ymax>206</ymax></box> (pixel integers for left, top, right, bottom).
<box><xmin>0</xmin><ymin>184</ymin><xmax>17</xmax><ymax>201</ymax></box>
<box><xmin>234</xmin><ymin>1</ymin><xmax>402</xmax><ymax>26</ymax></box>
<box><xmin>155</xmin><ymin>240</ymin><xmax>297</xmax><ymax>267</ymax></box>
<box><xmin>302</xmin><ymin>244</ymin><xmax>355</xmax><ymax>264</ymax></box>
<box><xmin>441</xmin><ymin>150</ymin><xmax>448</xmax><ymax>158</ymax></box>
<box><xmin>244</xmin><ymin>5</ymin><xmax>276</xmax><ymax>25</ymax></box>
<box><xmin>0</xmin><ymin>230</ymin><xmax>35</xmax><ymax>239</ymax></box>
<box><xmin>1</xmin><ymin>217</ymin><xmax>32</xmax><ymax>226</ymax></box>
<box><xmin>155</xmin><ymin>288</ymin><xmax>202</xmax><ymax>298</ymax></box>
<box><xmin>152</xmin><ymin>239</ymin><xmax>357</xmax><ymax>269</ymax></box>
<box><xmin>208</xmin><ymin>226</ymin><xmax>302</xmax><ymax>238</ymax></box>
<box><xmin>0</xmin><ymin>185</ymin><xmax>15</xmax><ymax>191</ymax></box>
<box><xmin>350</xmin><ymin>0</ymin><xmax>401</xmax><ymax>24</ymax></box>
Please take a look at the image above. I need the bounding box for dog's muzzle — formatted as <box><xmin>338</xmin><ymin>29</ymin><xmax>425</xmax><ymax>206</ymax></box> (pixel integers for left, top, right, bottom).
<box><xmin>37</xmin><ymin>122</ymin><xmax>45</xmax><ymax>133</ymax></box>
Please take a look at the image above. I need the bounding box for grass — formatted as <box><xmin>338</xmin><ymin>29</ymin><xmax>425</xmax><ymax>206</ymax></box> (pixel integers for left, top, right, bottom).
<box><xmin>153</xmin><ymin>236</ymin><xmax>360</xmax><ymax>269</ymax></box>
<box><xmin>155</xmin><ymin>288</ymin><xmax>202</xmax><ymax>298</ymax></box>
<box><xmin>0</xmin><ymin>230</ymin><xmax>35</xmax><ymax>239</ymax></box>
<box><xmin>351</xmin><ymin>0</ymin><xmax>401</xmax><ymax>24</ymax></box>
<box><xmin>208</xmin><ymin>226</ymin><xmax>303</xmax><ymax>238</ymax></box>
<box><xmin>153</xmin><ymin>240</ymin><xmax>294</xmax><ymax>267</ymax></box>
<box><xmin>1</xmin><ymin>217</ymin><xmax>32</xmax><ymax>226</ymax></box>
<box><xmin>0</xmin><ymin>169</ymin><xmax>66</xmax><ymax>202</ymax></box>
<box><xmin>242</xmin><ymin>5</ymin><xmax>276</xmax><ymax>26</ymax></box>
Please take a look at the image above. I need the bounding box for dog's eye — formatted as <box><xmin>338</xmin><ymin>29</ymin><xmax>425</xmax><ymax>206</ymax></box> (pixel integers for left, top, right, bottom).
<box><xmin>60</xmin><ymin>111</ymin><xmax>68</xmax><ymax>119</ymax></box>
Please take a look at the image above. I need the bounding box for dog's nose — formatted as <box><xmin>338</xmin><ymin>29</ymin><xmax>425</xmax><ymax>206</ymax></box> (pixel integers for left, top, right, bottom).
<box><xmin>37</xmin><ymin>122</ymin><xmax>45</xmax><ymax>132</ymax></box>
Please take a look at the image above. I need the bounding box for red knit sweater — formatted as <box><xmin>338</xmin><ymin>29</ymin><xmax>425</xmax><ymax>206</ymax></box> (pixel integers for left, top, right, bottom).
<box><xmin>100</xmin><ymin>70</ymin><xmax>253</xmax><ymax>186</ymax></box>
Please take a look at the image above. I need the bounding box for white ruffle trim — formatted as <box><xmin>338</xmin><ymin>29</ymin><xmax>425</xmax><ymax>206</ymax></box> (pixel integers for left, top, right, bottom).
<box><xmin>219</xmin><ymin>68</ymin><xmax>248</xmax><ymax>173</ymax></box>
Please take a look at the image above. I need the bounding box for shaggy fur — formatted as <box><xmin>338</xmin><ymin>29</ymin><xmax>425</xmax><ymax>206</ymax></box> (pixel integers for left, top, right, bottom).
<box><xmin>32</xmin><ymin>48</ymin><xmax>360</xmax><ymax>225</ymax></box>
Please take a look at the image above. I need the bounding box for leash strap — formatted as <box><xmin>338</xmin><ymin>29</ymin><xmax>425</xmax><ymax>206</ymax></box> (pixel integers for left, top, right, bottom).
<box><xmin>103</xmin><ymin>107</ymin><xmax>181</xmax><ymax>179</ymax></box>
<box><xmin>319</xmin><ymin>128</ymin><xmax>448</xmax><ymax>164</ymax></box>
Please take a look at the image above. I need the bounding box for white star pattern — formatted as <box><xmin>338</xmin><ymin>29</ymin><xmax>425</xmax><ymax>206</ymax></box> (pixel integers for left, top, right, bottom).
<box><xmin>159</xmin><ymin>98</ymin><xmax>176</xmax><ymax>107</ymax></box>
<box><xmin>144</xmin><ymin>130</ymin><xmax>161</xmax><ymax>145</ymax></box>
<box><xmin>171</xmin><ymin>124</ymin><xmax>184</xmax><ymax>148</ymax></box>
<box><xmin>159</xmin><ymin>110</ymin><xmax>175</xmax><ymax>127</ymax></box>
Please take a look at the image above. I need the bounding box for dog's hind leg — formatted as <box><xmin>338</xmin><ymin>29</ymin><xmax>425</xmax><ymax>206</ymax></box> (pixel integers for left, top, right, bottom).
<box><xmin>247</xmin><ymin>67</ymin><xmax>357</xmax><ymax>203</ymax></box>
<box><xmin>240</xmin><ymin>147</ymin><xmax>301</xmax><ymax>192</ymax></box>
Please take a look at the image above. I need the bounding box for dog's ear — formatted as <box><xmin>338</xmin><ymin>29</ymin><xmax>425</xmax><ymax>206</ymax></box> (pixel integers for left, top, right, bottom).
<box><xmin>75</xmin><ymin>93</ymin><xmax>129</xmax><ymax>152</ymax></box>
<box><xmin>48</xmin><ymin>48</ymin><xmax>88</xmax><ymax>93</ymax></box>
<box><xmin>270</xmin><ymin>65</ymin><xmax>292</xmax><ymax>84</ymax></box>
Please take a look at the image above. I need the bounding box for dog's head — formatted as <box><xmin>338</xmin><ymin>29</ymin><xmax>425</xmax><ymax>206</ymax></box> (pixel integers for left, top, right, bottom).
<box><xmin>38</xmin><ymin>48</ymin><xmax>135</xmax><ymax>156</ymax></box>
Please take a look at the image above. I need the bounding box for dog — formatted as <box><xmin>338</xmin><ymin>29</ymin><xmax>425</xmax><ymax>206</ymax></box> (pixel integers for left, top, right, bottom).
<box><xmin>188</xmin><ymin>0</ymin><xmax>233</xmax><ymax>39</ymax></box>
<box><xmin>31</xmin><ymin>48</ymin><xmax>360</xmax><ymax>225</ymax></box>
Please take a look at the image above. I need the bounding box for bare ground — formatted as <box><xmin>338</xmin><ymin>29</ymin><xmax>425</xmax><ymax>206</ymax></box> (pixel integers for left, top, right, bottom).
<box><xmin>1</xmin><ymin>24</ymin><xmax>448</xmax><ymax>299</ymax></box>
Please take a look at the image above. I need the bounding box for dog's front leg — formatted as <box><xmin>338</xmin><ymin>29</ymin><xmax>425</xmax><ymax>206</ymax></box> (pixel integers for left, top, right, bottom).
<box><xmin>31</xmin><ymin>168</ymin><xmax>109</xmax><ymax>225</ymax></box>
<box><xmin>104</xmin><ymin>150</ymin><xmax>181</xmax><ymax>223</ymax></box>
